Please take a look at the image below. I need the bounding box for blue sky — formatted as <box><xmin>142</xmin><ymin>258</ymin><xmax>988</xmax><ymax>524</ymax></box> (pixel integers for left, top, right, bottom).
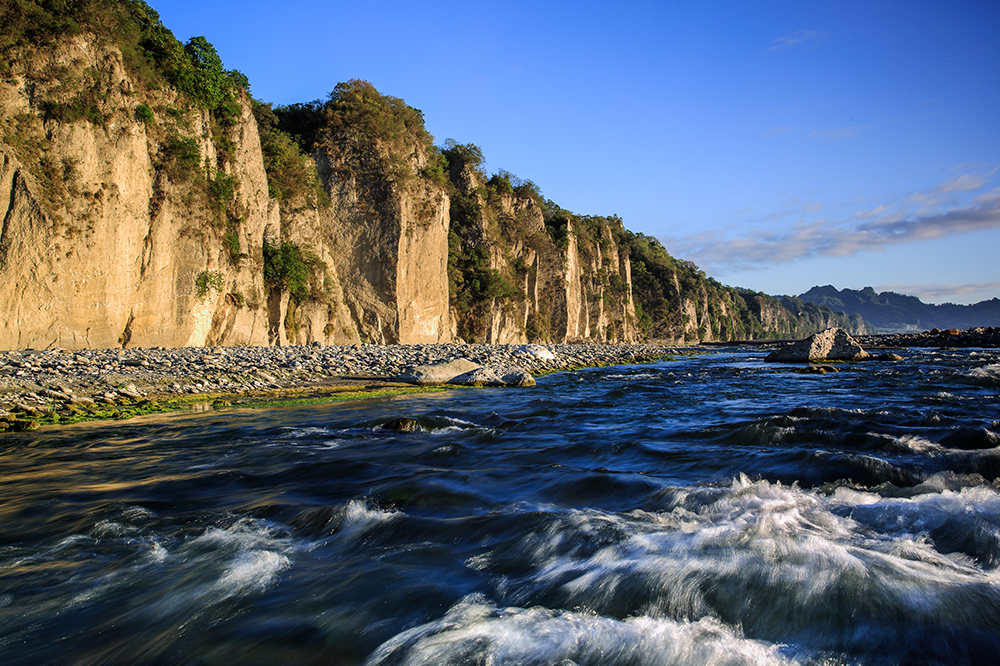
<box><xmin>150</xmin><ymin>0</ymin><xmax>1000</xmax><ymax>304</ymax></box>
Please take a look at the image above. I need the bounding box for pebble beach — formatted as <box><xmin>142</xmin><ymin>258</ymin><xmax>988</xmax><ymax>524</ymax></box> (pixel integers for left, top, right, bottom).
<box><xmin>0</xmin><ymin>342</ymin><xmax>677</xmax><ymax>427</ymax></box>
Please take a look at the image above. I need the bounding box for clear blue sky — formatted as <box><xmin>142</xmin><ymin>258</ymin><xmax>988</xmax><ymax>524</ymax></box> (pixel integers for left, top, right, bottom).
<box><xmin>151</xmin><ymin>0</ymin><xmax>1000</xmax><ymax>304</ymax></box>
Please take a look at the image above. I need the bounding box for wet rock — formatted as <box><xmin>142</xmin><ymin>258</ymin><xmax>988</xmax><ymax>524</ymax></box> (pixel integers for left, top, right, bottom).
<box><xmin>766</xmin><ymin>328</ymin><xmax>871</xmax><ymax>362</ymax></box>
<box><xmin>790</xmin><ymin>365</ymin><xmax>839</xmax><ymax>374</ymax></box>
<box><xmin>384</xmin><ymin>417</ymin><xmax>420</xmax><ymax>432</ymax></box>
<box><xmin>118</xmin><ymin>384</ymin><xmax>143</xmax><ymax>399</ymax></box>
<box><xmin>39</xmin><ymin>389</ymin><xmax>72</xmax><ymax>401</ymax></box>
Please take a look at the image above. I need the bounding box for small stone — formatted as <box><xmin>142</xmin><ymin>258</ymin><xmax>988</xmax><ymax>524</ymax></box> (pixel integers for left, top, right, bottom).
<box><xmin>119</xmin><ymin>384</ymin><xmax>143</xmax><ymax>399</ymax></box>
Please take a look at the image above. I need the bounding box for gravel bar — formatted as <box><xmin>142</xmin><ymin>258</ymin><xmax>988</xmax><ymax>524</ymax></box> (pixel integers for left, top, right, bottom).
<box><xmin>0</xmin><ymin>343</ymin><xmax>677</xmax><ymax>424</ymax></box>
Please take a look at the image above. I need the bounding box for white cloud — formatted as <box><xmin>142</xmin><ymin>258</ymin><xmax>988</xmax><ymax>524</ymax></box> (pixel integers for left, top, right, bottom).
<box><xmin>975</xmin><ymin>187</ymin><xmax>1000</xmax><ymax>204</ymax></box>
<box><xmin>663</xmin><ymin>170</ymin><xmax>999</xmax><ymax>274</ymax></box>
<box><xmin>662</xmin><ymin>197</ymin><xmax>1000</xmax><ymax>274</ymax></box>
<box><xmin>767</xmin><ymin>30</ymin><xmax>822</xmax><ymax>51</ymax></box>
<box><xmin>874</xmin><ymin>282</ymin><xmax>1000</xmax><ymax>303</ymax></box>
<box><xmin>853</xmin><ymin>204</ymin><xmax>892</xmax><ymax>219</ymax></box>
<box><xmin>936</xmin><ymin>174</ymin><xmax>988</xmax><ymax>193</ymax></box>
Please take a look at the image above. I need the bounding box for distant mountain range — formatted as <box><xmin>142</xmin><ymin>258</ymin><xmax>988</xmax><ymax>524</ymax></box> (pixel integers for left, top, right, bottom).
<box><xmin>797</xmin><ymin>286</ymin><xmax>1000</xmax><ymax>332</ymax></box>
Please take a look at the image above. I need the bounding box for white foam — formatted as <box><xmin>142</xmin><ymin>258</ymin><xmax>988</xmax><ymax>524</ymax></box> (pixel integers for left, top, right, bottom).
<box><xmin>892</xmin><ymin>434</ymin><xmax>942</xmax><ymax>454</ymax></box>
<box><xmin>277</xmin><ymin>426</ymin><xmax>338</xmax><ymax>439</ymax></box>
<box><xmin>337</xmin><ymin>499</ymin><xmax>401</xmax><ymax>538</ymax></box>
<box><xmin>364</xmin><ymin>594</ymin><xmax>797</xmax><ymax>666</ymax></box>
<box><xmin>210</xmin><ymin>549</ymin><xmax>290</xmax><ymax>600</ymax></box>
<box><xmin>468</xmin><ymin>475</ymin><xmax>1000</xmax><ymax>653</ymax></box>
<box><xmin>145</xmin><ymin>541</ymin><xmax>168</xmax><ymax>563</ymax></box>
<box><xmin>605</xmin><ymin>372</ymin><xmax>660</xmax><ymax>380</ymax></box>
<box><xmin>957</xmin><ymin>363</ymin><xmax>1000</xmax><ymax>386</ymax></box>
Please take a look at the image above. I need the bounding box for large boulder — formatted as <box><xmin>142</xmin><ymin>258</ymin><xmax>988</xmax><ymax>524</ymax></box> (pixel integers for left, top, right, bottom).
<box><xmin>450</xmin><ymin>365</ymin><xmax>536</xmax><ymax>387</ymax></box>
<box><xmin>765</xmin><ymin>328</ymin><xmax>871</xmax><ymax>362</ymax></box>
<box><xmin>395</xmin><ymin>359</ymin><xmax>482</xmax><ymax>385</ymax></box>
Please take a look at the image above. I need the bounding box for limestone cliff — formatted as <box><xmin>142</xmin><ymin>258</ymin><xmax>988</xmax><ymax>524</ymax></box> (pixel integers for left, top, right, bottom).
<box><xmin>0</xmin><ymin>5</ymin><xmax>867</xmax><ymax>351</ymax></box>
<box><xmin>263</xmin><ymin>81</ymin><xmax>452</xmax><ymax>345</ymax></box>
<box><xmin>0</xmin><ymin>32</ymin><xmax>269</xmax><ymax>349</ymax></box>
<box><xmin>312</xmin><ymin>140</ymin><xmax>451</xmax><ymax>345</ymax></box>
<box><xmin>444</xmin><ymin>160</ymin><xmax>636</xmax><ymax>344</ymax></box>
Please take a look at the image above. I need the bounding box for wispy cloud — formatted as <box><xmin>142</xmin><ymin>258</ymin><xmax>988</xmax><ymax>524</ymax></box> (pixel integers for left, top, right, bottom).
<box><xmin>874</xmin><ymin>281</ymin><xmax>1000</xmax><ymax>303</ymax></box>
<box><xmin>808</xmin><ymin>125</ymin><xmax>873</xmax><ymax>140</ymax></box>
<box><xmin>662</xmin><ymin>179</ymin><xmax>1000</xmax><ymax>274</ymax></box>
<box><xmin>853</xmin><ymin>204</ymin><xmax>892</xmax><ymax>219</ymax></box>
<box><xmin>976</xmin><ymin>187</ymin><xmax>1000</xmax><ymax>204</ymax></box>
<box><xmin>936</xmin><ymin>174</ymin><xmax>989</xmax><ymax>193</ymax></box>
<box><xmin>767</xmin><ymin>30</ymin><xmax>822</xmax><ymax>51</ymax></box>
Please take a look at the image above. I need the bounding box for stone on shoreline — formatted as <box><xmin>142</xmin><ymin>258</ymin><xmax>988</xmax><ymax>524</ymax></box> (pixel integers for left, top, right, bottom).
<box><xmin>395</xmin><ymin>359</ymin><xmax>482</xmax><ymax>385</ymax></box>
<box><xmin>518</xmin><ymin>344</ymin><xmax>556</xmax><ymax>361</ymax></box>
<box><xmin>765</xmin><ymin>328</ymin><xmax>871</xmax><ymax>362</ymax></box>
<box><xmin>449</xmin><ymin>365</ymin><xmax>535</xmax><ymax>387</ymax></box>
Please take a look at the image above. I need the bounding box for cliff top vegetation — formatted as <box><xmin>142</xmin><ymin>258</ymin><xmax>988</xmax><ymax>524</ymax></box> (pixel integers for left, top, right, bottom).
<box><xmin>2</xmin><ymin>0</ymin><xmax>248</xmax><ymax>117</ymax></box>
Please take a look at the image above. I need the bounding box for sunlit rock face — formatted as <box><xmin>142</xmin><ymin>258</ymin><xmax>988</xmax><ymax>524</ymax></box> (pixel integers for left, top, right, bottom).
<box><xmin>310</xmin><ymin>141</ymin><xmax>452</xmax><ymax>345</ymax></box>
<box><xmin>0</xmin><ymin>36</ymin><xmax>270</xmax><ymax>350</ymax></box>
<box><xmin>765</xmin><ymin>328</ymin><xmax>871</xmax><ymax>362</ymax></box>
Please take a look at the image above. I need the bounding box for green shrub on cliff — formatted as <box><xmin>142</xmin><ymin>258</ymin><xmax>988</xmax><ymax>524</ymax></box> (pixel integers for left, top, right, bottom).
<box><xmin>325</xmin><ymin>79</ymin><xmax>429</xmax><ymax>147</ymax></box>
<box><xmin>252</xmin><ymin>100</ymin><xmax>328</xmax><ymax>207</ymax></box>
<box><xmin>159</xmin><ymin>134</ymin><xmax>200</xmax><ymax>182</ymax></box>
<box><xmin>315</xmin><ymin>80</ymin><xmax>435</xmax><ymax>185</ymax></box>
<box><xmin>195</xmin><ymin>270</ymin><xmax>224</xmax><ymax>298</ymax></box>
<box><xmin>442</xmin><ymin>140</ymin><xmax>485</xmax><ymax>178</ymax></box>
<box><xmin>263</xmin><ymin>241</ymin><xmax>327</xmax><ymax>305</ymax></box>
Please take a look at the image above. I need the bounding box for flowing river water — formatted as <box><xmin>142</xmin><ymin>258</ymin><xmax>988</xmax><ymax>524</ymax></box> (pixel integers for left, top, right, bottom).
<box><xmin>2</xmin><ymin>346</ymin><xmax>999</xmax><ymax>665</ymax></box>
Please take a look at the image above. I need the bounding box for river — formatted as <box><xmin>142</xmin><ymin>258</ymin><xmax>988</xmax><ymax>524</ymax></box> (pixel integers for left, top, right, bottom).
<box><xmin>2</xmin><ymin>346</ymin><xmax>999</xmax><ymax>665</ymax></box>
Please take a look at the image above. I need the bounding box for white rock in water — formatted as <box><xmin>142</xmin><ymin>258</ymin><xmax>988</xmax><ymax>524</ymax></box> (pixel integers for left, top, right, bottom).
<box><xmin>518</xmin><ymin>344</ymin><xmax>556</xmax><ymax>361</ymax></box>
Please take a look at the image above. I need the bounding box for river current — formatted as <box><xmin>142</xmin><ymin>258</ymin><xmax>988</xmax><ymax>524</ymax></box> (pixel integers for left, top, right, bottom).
<box><xmin>2</xmin><ymin>346</ymin><xmax>999</xmax><ymax>665</ymax></box>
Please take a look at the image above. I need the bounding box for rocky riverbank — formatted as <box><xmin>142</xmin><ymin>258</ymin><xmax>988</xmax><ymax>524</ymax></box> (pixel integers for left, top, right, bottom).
<box><xmin>854</xmin><ymin>327</ymin><xmax>1000</xmax><ymax>349</ymax></box>
<box><xmin>0</xmin><ymin>343</ymin><xmax>676</xmax><ymax>429</ymax></box>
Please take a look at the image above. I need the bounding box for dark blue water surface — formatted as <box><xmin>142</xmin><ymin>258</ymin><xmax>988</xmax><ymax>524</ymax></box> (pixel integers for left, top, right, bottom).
<box><xmin>2</xmin><ymin>347</ymin><xmax>999</xmax><ymax>665</ymax></box>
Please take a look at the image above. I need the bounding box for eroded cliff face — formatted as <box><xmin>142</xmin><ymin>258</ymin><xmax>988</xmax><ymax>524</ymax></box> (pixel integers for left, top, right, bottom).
<box><xmin>447</xmin><ymin>166</ymin><xmax>636</xmax><ymax>344</ymax></box>
<box><xmin>301</xmin><ymin>138</ymin><xmax>451</xmax><ymax>345</ymax></box>
<box><xmin>0</xmin><ymin>35</ymin><xmax>269</xmax><ymax>349</ymax></box>
<box><xmin>0</xmin><ymin>28</ymin><xmax>863</xmax><ymax>351</ymax></box>
<box><xmin>269</xmin><ymin>142</ymin><xmax>453</xmax><ymax>347</ymax></box>
<box><xmin>261</xmin><ymin>201</ymin><xmax>360</xmax><ymax>347</ymax></box>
